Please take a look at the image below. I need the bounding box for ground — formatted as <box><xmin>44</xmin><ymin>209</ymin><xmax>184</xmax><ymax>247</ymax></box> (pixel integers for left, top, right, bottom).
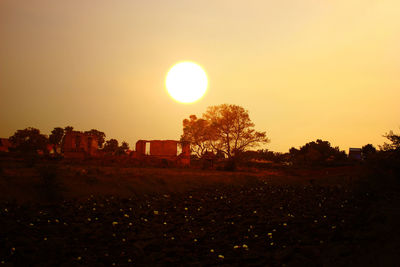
<box><xmin>0</xmin><ymin>157</ymin><xmax>399</xmax><ymax>266</ymax></box>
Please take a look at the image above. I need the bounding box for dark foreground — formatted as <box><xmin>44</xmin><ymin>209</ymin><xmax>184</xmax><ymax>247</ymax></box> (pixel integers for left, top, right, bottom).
<box><xmin>1</xmin><ymin>174</ymin><xmax>399</xmax><ymax>267</ymax></box>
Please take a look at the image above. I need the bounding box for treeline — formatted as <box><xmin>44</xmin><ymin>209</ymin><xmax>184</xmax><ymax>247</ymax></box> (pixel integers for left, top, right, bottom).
<box><xmin>6</xmin><ymin>126</ymin><xmax>130</xmax><ymax>155</ymax></box>
<box><xmin>239</xmin><ymin>131</ymin><xmax>400</xmax><ymax>170</ymax></box>
<box><xmin>238</xmin><ymin>139</ymin><xmax>347</xmax><ymax>167</ymax></box>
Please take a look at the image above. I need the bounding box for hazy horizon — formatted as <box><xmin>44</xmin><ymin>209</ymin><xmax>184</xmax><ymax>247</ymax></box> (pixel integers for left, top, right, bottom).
<box><xmin>1</xmin><ymin>0</ymin><xmax>399</xmax><ymax>152</ymax></box>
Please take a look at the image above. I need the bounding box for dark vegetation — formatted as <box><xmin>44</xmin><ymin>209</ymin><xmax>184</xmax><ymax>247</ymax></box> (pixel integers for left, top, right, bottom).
<box><xmin>9</xmin><ymin>127</ymin><xmax>48</xmax><ymax>155</ymax></box>
<box><xmin>181</xmin><ymin>104</ymin><xmax>270</xmax><ymax>171</ymax></box>
<box><xmin>0</xmin><ymin>131</ymin><xmax>399</xmax><ymax>266</ymax></box>
<box><xmin>8</xmin><ymin>126</ymin><xmax>129</xmax><ymax>156</ymax></box>
<box><xmin>288</xmin><ymin>140</ymin><xmax>347</xmax><ymax>166</ymax></box>
<box><xmin>1</xmin><ymin>107</ymin><xmax>399</xmax><ymax>265</ymax></box>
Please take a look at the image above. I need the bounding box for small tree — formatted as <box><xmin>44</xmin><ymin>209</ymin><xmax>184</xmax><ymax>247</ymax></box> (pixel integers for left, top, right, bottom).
<box><xmin>103</xmin><ymin>139</ymin><xmax>119</xmax><ymax>153</ymax></box>
<box><xmin>120</xmin><ymin>141</ymin><xmax>129</xmax><ymax>151</ymax></box>
<box><xmin>116</xmin><ymin>141</ymin><xmax>130</xmax><ymax>155</ymax></box>
<box><xmin>49</xmin><ymin>127</ymin><xmax>64</xmax><ymax>155</ymax></box>
<box><xmin>361</xmin><ymin>144</ymin><xmax>377</xmax><ymax>160</ymax></box>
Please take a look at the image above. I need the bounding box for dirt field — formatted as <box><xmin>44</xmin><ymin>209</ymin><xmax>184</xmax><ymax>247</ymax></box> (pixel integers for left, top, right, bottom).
<box><xmin>0</xmin><ymin>158</ymin><xmax>399</xmax><ymax>266</ymax></box>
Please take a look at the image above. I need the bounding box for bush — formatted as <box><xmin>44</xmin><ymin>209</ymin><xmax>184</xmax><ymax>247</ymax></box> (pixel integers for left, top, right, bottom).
<box><xmin>289</xmin><ymin>139</ymin><xmax>347</xmax><ymax>166</ymax></box>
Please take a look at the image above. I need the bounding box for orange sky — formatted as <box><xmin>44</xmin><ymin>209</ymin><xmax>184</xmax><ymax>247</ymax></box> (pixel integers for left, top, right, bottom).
<box><xmin>1</xmin><ymin>0</ymin><xmax>399</xmax><ymax>152</ymax></box>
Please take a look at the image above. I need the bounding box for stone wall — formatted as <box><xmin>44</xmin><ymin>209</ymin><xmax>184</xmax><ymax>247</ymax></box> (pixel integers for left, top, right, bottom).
<box><xmin>134</xmin><ymin>140</ymin><xmax>190</xmax><ymax>166</ymax></box>
<box><xmin>62</xmin><ymin>131</ymin><xmax>98</xmax><ymax>158</ymax></box>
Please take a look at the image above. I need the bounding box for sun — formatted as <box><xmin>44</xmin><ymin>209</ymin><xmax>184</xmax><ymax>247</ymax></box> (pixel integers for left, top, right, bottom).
<box><xmin>166</xmin><ymin>61</ymin><xmax>208</xmax><ymax>103</ymax></box>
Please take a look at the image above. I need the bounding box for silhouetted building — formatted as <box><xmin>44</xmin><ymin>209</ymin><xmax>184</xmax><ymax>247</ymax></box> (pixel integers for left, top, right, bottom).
<box><xmin>62</xmin><ymin>131</ymin><xmax>98</xmax><ymax>159</ymax></box>
<box><xmin>133</xmin><ymin>140</ymin><xmax>190</xmax><ymax>166</ymax></box>
<box><xmin>348</xmin><ymin>148</ymin><xmax>362</xmax><ymax>160</ymax></box>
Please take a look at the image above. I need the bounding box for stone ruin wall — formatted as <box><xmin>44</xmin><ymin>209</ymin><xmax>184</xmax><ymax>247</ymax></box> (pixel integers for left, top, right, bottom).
<box><xmin>62</xmin><ymin>131</ymin><xmax>98</xmax><ymax>159</ymax></box>
<box><xmin>134</xmin><ymin>140</ymin><xmax>190</xmax><ymax>166</ymax></box>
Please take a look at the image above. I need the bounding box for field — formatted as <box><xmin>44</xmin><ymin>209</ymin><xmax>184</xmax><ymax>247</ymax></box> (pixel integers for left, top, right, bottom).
<box><xmin>0</xmin><ymin>158</ymin><xmax>399</xmax><ymax>266</ymax></box>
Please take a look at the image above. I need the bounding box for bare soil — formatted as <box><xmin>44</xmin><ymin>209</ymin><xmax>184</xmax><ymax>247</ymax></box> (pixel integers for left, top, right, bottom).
<box><xmin>0</xmin><ymin>158</ymin><xmax>399</xmax><ymax>266</ymax></box>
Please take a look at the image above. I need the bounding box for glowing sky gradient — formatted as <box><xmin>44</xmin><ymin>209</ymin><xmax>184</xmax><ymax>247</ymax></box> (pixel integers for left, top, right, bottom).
<box><xmin>1</xmin><ymin>0</ymin><xmax>399</xmax><ymax>152</ymax></box>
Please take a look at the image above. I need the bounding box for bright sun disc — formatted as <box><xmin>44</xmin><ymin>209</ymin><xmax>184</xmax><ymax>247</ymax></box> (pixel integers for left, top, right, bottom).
<box><xmin>166</xmin><ymin>62</ymin><xmax>208</xmax><ymax>103</ymax></box>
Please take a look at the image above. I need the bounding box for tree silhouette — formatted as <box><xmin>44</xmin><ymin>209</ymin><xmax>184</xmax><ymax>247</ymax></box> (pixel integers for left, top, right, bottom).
<box><xmin>120</xmin><ymin>141</ymin><xmax>129</xmax><ymax>151</ymax></box>
<box><xmin>64</xmin><ymin>126</ymin><xmax>74</xmax><ymax>133</ymax></box>
<box><xmin>49</xmin><ymin>127</ymin><xmax>64</xmax><ymax>155</ymax></box>
<box><xmin>361</xmin><ymin>144</ymin><xmax>376</xmax><ymax>160</ymax></box>
<box><xmin>289</xmin><ymin>139</ymin><xmax>346</xmax><ymax>165</ymax></box>
<box><xmin>381</xmin><ymin>130</ymin><xmax>400</xmax><ymax>151</ymax></box>
<box><xmin>85</xmin><ymin>129</ymin><xmax>106</xmax><ymax>148</ymax></box>
<box><xmin>181</xmin><ymin>115</ymin><xmax>213</xmax><ymax>157</ymax></box>
<box><xmin>203</xmin><ymin>104</ymin><xmax>269</xmax><ymax>159</ymax></box>
<box><xmin>103</xmin><ymin>139</ymin><xmax>119</xmax><ymax>153</ymax></box>
<box><xmin>9</xmin><ymin>127</ymin><xmax>48</xmax><ymax>154</ymax></box>
<box><xmin>115</xmin><ymin>141</ymin><xmax>130</xmax><ymax>155</ymax></box>
<box><xmin>182</xmin><ymin>104</ymin><xmax>269</xmax><ymax>163</ymax></box>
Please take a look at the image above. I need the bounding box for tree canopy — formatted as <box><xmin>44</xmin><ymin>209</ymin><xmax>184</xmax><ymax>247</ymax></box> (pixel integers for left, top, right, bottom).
<box><xmin>64</xmin><ymin>126</ymin><xmax>74</xmax><ymax>133</ymax></box>
<box><xmin>120</xmin><ymin>141</ymin><xmax>129</xmax><ymax>151</ymax></box>
<box><xmin>181</xmin><ymin>115</ymin><xmax>213</xmax><ymax>157</ymax></box>
<box><xmin>103</xmin><ymin>139</ymin><xmax>119</xmax><ymax>153</ymax></box>
<box><xmin>289</xmin><ymin>139</ymin><xmax>346</xmax><ymax>165</ymax></box>
<box><xmin>181</xmin><ymin>104</ymin><xmax>269</xmax><ymax>159</ymax></box>
<box><xmin>102</xmin><ymin>139</ymin><xmax>130</xmax><ymax>155</ymax></box>
<box><xmin>380</xmin><ymin>130</ymin><xmax>400</xmax><ymax>151</ymax></box>
<box><xmin>361</xmin><ymin>144</ymin><xmax>377</xmax><ymax>160</ymax></box>
<box><xmin>84</xmin><ymin>129</ymin><xmax>106</xmax><ymax>148</ymax></box>
<box><xmin>9</xmin><ymin>127</ymin><xmax>49</xmax><ymax>153</ymax></box>
<box><xmin>49</xmin><ymin>127</ymin><xmax>64</xmax><ymax>146</ymax></box>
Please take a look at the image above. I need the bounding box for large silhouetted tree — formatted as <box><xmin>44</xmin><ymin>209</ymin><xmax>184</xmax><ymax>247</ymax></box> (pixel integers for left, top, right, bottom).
<box><xmin>9</xmin><ymin>127</ymin><xmax>49</xmax><ymax>154</ymax></box>
<box><xmin>203</xmin><ymin>104</ymin><xmax>269</xmax><ymax>159</ymax></box>
<box><xmin>182</xmin><ymin>104</ymin><xmax>269</xmax><ymax>163</ymax></box>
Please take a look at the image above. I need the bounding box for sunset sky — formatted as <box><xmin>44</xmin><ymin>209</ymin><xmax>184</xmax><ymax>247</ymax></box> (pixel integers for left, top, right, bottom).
<box><xmin>1</xmin><ymin>0</ymin><xmax>399</xmax><ymax>152</ymax></box>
